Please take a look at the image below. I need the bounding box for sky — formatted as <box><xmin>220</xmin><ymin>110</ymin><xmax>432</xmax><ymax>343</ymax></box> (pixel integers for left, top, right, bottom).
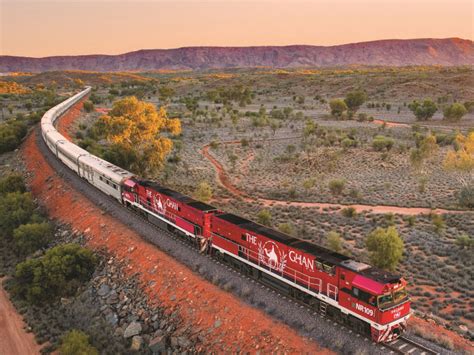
<box><xmin>0</xmin><ymin>0</ymin><xmax>472</xmax><ymax>57</ymax></box>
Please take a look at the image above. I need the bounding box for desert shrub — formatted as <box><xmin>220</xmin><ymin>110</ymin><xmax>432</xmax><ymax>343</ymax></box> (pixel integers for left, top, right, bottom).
<box><xmin>257</xmin><ymin>209</ymin><xmax>272</xmax><ymax>226</ymax></box>
<box><xmin>0</xmin><ymin>192</ymin><xmax>36</xmax><ymax>237</ymax></box>
<box><xmin>455</xmin><ymin>234</ymin><xmax>473</xmax><ymax>250</ymax></box>
<box><xmin>372</xmin><ymin>135</ymin><xmax>394</xmax><ymax>151</ymax></box>
<box><xmin>82</xmin><ymin>101</ymin><xmax>94</xmax><ymax>113</ymax></box>
<box><xmin>194</xmin><ymin>181</ymin><xmax>212</xmax><ymax>202</ymax></box>
<box><xmin>458</xmin><ymin>185</ymin><xmax>474</xmax><ymax>209</ymax></box>
<box><xmin>240</xmin><ymin>138</ymin><xmax>249</xmax><ymax>147</ymax></box>
<box><xmin>344</xmin><ymin>90</ymin><xmax>367</xmax><ymax>114</ymax></box>
<box><xmin>13</xmin><ymin>222</ymin><xmax>53</xmax><ymax>256</ymax></box>
<box><xmin>408</xmin><ymin>99</ymin><xmax>437</xmax><ymax>121</ymax></box>
<box><xmin>431</xmin><ymin>214</ymin><xmax>445</xmax><ymax>234</ymax></box>
<box><xmin>341</xmin><ymin>137</ymin><xmax>357</xmax><ymax>149</ymax></box>
<box><xmin>278</xmin><ymin>222</ymin><xmax>295</xmax><ymax>236</ymax></box>
<box><xmin>329</xmin><ymin>99</ymin><xmax>348</xmax><ymax>118</ymax></box>
<box><xmin>0</xmin><ymin>174</ymin><xmax>26</xmax><ymax>195</ymax></box>
<box><xmin>0</xmin><ymin>120</ymin><xmax>28</xmax><ymax>153</ymax></box>
<box><xmin>327</xmin><ymin>231</ymin><xmax>342</xmax><ymax>253</ymax></box>
<box><xmin>59</xmin><ymin>330</ymin><xmax>98</xmax><ymax>355</ymax></box>
<box><xmin>328</xmin><ymin>179</ymin><xmax>345</xmax><ymax>195</ymax></box>
<box><xmin>13</xmin><ymin>244</ymin><xmax>96</xmax><ymax>304</ymax></box>
<box><xmin>366</xmin><ymin>226</ymin><xmax>404</xmax><ymax>271</ymax></box>
<box><xmin>405</xmin><ymin>215</ymin><xmax>416</xmax><ymax>227</ymax></box>
<box><xmin>341</xmin><ymin>207</ymin><xmax>357</xmax><ymax>218</ymax></box>
<box><xmin>443</xmin><ymin>103</ymin><xmax>467</xmax><ymax>121</ymax></box>
<box><xmin>384</xmin><ymin>213</ymin><xmax>395</xmax><ymax>226</ymax></box>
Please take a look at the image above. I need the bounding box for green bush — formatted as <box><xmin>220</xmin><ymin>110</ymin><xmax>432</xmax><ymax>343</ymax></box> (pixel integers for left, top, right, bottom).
<box><xmin>455</xmin><ymin>234</ymin><xmax>473</xmax><ymax>250</ymax></box>
<box><xmin>14</xmin><ymin>244</ymin><xmax>96</xmax><ymax>304</ymax></box>
<box><xmin>366</xmin><ymin>226</ymin><xmax>404</xmax><ymax>271</ymax></box>
<box><xmin>443</xmin><ymin>103</ymin><xmax>467</xmax><ymax>121</ymax></box>
<box><xmin>13</xmin><ymin>222</ymin><xmax>53</xmax><ymax>256</ymax></box>
<box><xmin>0</xmin><ymin>192</ymin><xmax>36</xmax><ymax>237</ymax></box>
<box><xmin>372</xmin><ymin>135</ymin><xmax>394</xmax><ymax>151</ymax></box>
<box><xmin>408</xmin><ymin>99</ymin><xmax>437</xmax><ymax>121</ymax></box>
<box><xmin>341</xmin><ymin>207</ymin><xmax>357</xmax><ymax>218</ymax></box>
<box><xmin>194</xmin><ymin>181</ymin><xmax>212</xmax><ymax>202</ymax></box>
<box><xmin>328</xmin><ymin>179</ymin><xmax>346</xmax><ymax>195</ymax></box>
<box><xmin>278</xmin><ymin>222</ymin><xmax>295</xmax><ymax>236</ymax></box>
<box><xmin>431</xmin><ymin>214</ymin><xmax>445</xmax><ymax>234</ymax></box>
<box><xmin>458</xmin><ymin>186</ymin><xmax>474</xmax><ymax>209</ymax></box>
<box><xmin>257</xmin><ymin>209</ymin><xmax>272</xmax><ymax>226</ymax></box>
<box><xmin>59</xmin><ymin>330</ymin><xmax>98</xmax><ymax>355</ymax></box>
<box><xmin>0</xmin><ymin>121</ymin><xmax>28</xmax><ymax>153</ymax></box>
<box><xmin>327</xmin><ymin>231</ymin><xmax>342</xmax><ymax>253</ymax></box>
<box><xmin>83</xmin><ymin>101</ymin><xmax>94</xmax><ymax>113</ymax></box>
<box><xmin>0</xmin><ymin>174</ymin><xmax>26</xmax><ymax>195</ymax></box>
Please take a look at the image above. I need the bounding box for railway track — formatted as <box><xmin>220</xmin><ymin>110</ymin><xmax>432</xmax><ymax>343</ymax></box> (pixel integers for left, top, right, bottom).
<box><xmin>386</xmin><ymin>336</ymin><xmax>439</xmax><ymax>355</ymax></box>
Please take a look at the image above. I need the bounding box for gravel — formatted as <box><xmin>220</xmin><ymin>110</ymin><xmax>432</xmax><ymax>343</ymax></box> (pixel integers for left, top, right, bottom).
<box><xmin>36</xmin><ymin>127</ymin><xmax>454</xmax><ymax>354</ymax></box>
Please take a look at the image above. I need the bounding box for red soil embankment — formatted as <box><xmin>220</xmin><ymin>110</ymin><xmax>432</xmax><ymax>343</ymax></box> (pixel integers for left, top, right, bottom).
<box><xmin>22</xmin><ymin>105</ymin><xmax>328</xmax><ymax>352</ymax></box>
<box><xmin>0</xmin><ymin>279</ymin><xmax>41</xmax><ymax>355</ymax></box>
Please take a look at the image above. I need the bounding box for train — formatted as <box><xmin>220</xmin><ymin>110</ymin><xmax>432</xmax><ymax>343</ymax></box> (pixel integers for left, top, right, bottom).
<box><xmin>41</xmin><ymin>87</ymin><xmax>411</xmax><ymax>343</ymax></box>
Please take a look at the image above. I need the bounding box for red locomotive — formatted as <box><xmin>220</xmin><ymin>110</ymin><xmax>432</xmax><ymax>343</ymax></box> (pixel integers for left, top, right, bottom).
<box><xmin>122</xmin><ymin>177</ymin><xmax>410</xmax><ymax>342</ymax></box>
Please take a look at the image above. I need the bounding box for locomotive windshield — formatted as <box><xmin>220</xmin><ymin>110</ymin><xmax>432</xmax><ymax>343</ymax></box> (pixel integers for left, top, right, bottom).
<box><xmin>378</xmin><ymin>287</ymin><xmax>408</xmax><ymax>309</ymax></box>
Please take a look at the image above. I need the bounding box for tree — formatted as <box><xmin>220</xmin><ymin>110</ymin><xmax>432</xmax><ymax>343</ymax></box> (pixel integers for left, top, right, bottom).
<box><xmin>194</xmin><ymin>181</ymin><xmax>212</xmax><ymax>202</ymax></box>
<box><xmin>257</xmin><ymin>209</ymin><xmax>272</xmax><ymax>226</ymax></box>
<box><xmin>327</xmin><ymin>231</ymin><xmax>342</xmax><ymax>253</ymax></box>
<box><xmin>14</xmin><ymin>244</ymin><xmax>96</xmax><ymax>304</ymax></box>
<box><xmin>0</xmin><ymin>192</ymin><xmax>35</xmax><ymax>237</ymax></box>
<box><xmin>59</xmin><ymin>330</ymin><xmax>98</xmax><ymax>355</ymax></box>
<box><xmin>408</xmin><ymin>100</ymin><xmax>437</xmax><ymax>121</ymax></box>
<box><xmin>13</xmin><ymin>222</ymin><xmax>53</xmax><ymax>256</ymax></box>
<box><xmin>83</xmin><ymin>101</ymin><xmax>94</xmax><ymax>113</ymax></box>
<box><xmin>443</xmin><ymin>103</ymin><xmax>467</xmax><ymax>121</ymax></box>
<box><xmin>329</xmin><ymin>99</ymin><xmax>348</xmax><ymax>118</ymax></box>
<box><xmin>410</xmin><ymin>133</ymin><xmax>439</xmax><ymax>171</ymax></box>
<box><xmin>96</xmin><ymin>96</ymin><xmax>181</xmax><ymax>175</ymax></box>
<box><xmin>366</xmin><ymin>226</ymin><xmax>404</xmax><ymax>271</ymax></box>
<box><xmin>278</xmin><ymin>222</ymin><xmax>295</xmax><ymax>236</ymax></box>
<box><xmin>444</xmin><ymin>132</ymin><xmax>474</xmax><ymax>208</ymax></box>
<box><xmin>344</xmin><ymin>91</ymin><xmax>367</xmax><ymax>115</ymax></box>
<box><xmin>0</xmin><ymin>174</ymin><xmax>26</xmax><ymax>195</ymax></box>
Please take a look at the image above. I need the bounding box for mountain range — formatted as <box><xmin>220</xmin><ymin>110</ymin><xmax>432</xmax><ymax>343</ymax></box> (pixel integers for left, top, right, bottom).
<box><xmin>1</xmin><ymin>38</ymin><xmax>473</xmax><ymax>72</ymax></box>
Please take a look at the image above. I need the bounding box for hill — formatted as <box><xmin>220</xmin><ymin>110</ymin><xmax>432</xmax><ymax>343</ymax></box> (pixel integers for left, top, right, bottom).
<box><xmin>1</xmin><ymin>38</ymin><xmax>473</xmax><ymax>72</ymax></box>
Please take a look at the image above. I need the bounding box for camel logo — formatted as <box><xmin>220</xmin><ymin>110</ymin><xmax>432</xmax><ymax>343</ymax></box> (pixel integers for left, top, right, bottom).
<box><xmin>258</xmin><ymin>241</ymin><xmax>287</xmax><ymax>272</ymax></box>
<box><xmin>154</xmin><ymin>196</ymin><xmax>164</xmax><ymax>212</ymax></box>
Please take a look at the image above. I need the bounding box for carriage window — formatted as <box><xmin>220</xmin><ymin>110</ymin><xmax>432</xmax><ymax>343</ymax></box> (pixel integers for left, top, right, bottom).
<box><xmin>315</xmin><ymin>261</ymin><xmax>323</xmax><ymax>270</ymax></box>
<box><xmin>323</xmin><ymin>264</ymin><xmax>335</xmax><ymax>275</ymax></box>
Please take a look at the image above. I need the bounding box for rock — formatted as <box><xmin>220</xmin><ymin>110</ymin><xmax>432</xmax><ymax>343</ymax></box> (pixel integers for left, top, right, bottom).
<box><xmin>459</xmin><ymin>325</ymin><xmax>468</xmax><ymax>333</ymax></box>
<box><xmin>98</xmin><ymin>284</ymin><xmax>111</xmax><ymax>297</ymax></box>
<box><xmin>130</xmin><ymin>336</ymin><xmax>143</xmax><ymax>351</ymax></box>
<box><xmin>107</xmin><ymin>290</ymin><xmax>119</xmax><ymax>304</ymax></box>
<box><xmin>170</xmin><ymin>336</ymin><xmax>179</xmax><ymax>348</ymax></box>
<box><xmin>149</xmin><ymin>334</ymin><xmax>167</xmax><ymax>353</ymax></box>
<box><xmin>105</xmin><ymin>312</ymin><xmax>119</xmax><ymax>326</ymax></box>
<box><xmin>214</xmin><ymin>319</ymin><xmax>222</xmax><ymax>328</ymax></box>
<box><xmin>124</xmin><ymin>321</ymin><xmax>142</xmax><ymax>338</ymax></box>
<box><xmin>114</xmin><ymin>327</ymin><xmax>124</xmax><ymax>337</ymax></box>
<box><xmin>177</xmin><ymin>336</ymin><xmax>192</xmax><ymax>349</ymax></box>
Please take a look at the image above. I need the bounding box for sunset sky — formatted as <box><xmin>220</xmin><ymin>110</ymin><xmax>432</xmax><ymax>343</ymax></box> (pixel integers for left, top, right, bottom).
<box><xmin>1</xmin><ymin>0</ymin><xmax>472</xmax><ymax>57</ymax></box>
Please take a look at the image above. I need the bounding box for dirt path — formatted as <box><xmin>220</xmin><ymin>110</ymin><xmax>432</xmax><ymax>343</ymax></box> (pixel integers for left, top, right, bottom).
<box><xmin>201</xmin><ymin>142</ymin><xmax>468</xmax><ymax>215</ymax></box>
<box><xmin>0</xmin><ymin>279</ymin><xmax>41</xmax><ymax>355</ymax></box>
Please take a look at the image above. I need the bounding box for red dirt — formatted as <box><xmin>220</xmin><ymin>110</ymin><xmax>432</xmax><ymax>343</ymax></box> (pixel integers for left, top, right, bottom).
<box><xmin>201</xmin><ymin>143</ymin><xmax>466</xmax><ymax>216</ymax></box>
<box><xmin>56</xmin><ymin>99</ymin><xmax>85</xmax><ymax>140</ymax></box>
<box><xmin>21</xmin><ymin>106</ymin><xmax>329</xmax><ymax>353</ymax></box>
<box><xmin>0</xmin><ymin>279</ymin><xmax>41</xmax><ymax>355</ymax></box>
